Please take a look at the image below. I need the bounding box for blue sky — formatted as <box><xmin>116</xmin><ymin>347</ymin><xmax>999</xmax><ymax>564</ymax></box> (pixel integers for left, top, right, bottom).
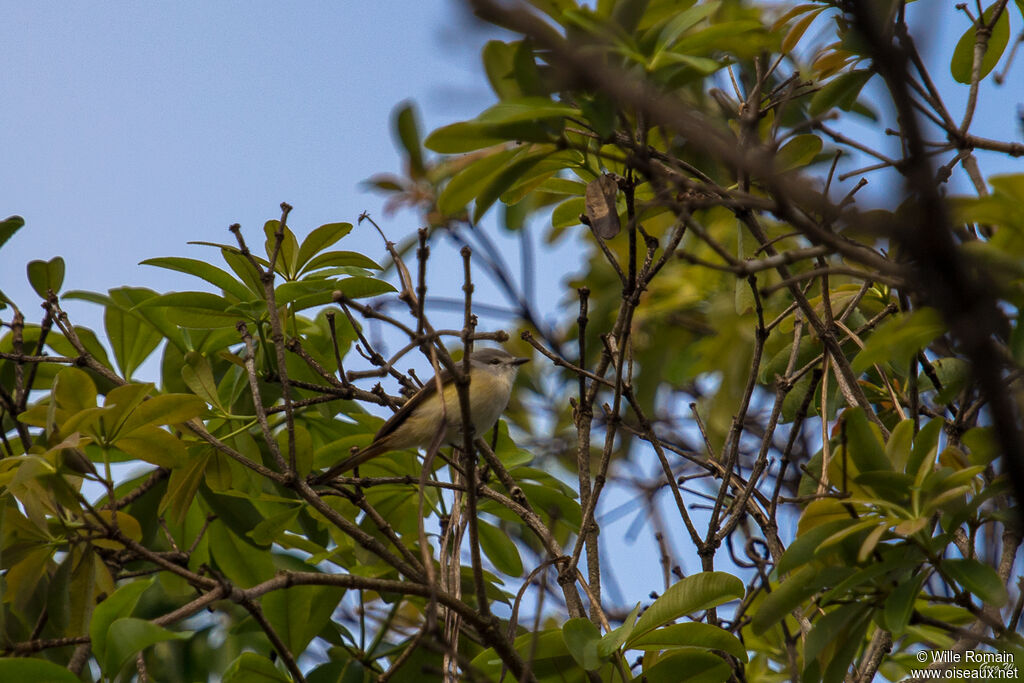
<box><xmin>1</xmin><ymin>2</ymin><xmax>523</xmax><ymax>323</ymax></box>
<box><xmin>3</xmin><ymin>2</ymin><xmax>1021</xmax><ymax>327</ymax></box>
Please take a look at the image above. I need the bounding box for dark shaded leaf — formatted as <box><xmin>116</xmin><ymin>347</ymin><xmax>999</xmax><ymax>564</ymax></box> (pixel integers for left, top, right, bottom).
<box><xmin>644</xmin><ymin>650</ymin><xmax>731</xmax><ymax>683</ymax></box>
<box><xmin>0</xmin><ymin>214</ymin><xmax>25</xmax><ymax>250</ymax></box>
<box><xmin>0</xmin><ymin>659</ymin><xmax>81</xmax><ymax>682</ymax></box>
<box><xmin>223</xmin><ymin>652</ymin><xmax>291</xmax><ymax>683</ymax></box>
<box><xmin>393</xmin><ymin>102</ymin><xmax>424</xmax><ymax>176</ymax></box>
<box><xmin>89</xmin><ymin>578</ymin><xmax>155</xmax><ymax>666</ymax></box>
<box><xmin>809</xmin><ymin>70</ymin><xmax>873</xmax><ymax>116</ymax></box>
<box><xmin>943</xmin><ymin>558</ymin><xmax>1009</xmax><ymax>606</ymax></box>
<box><xmin>263</xmin><ymin>585</ymin><xmax>347</xmax><ymax>656</ymax></box>
<box><xmin>776</xmin><ymin>134</ymin><xmax>823</xmax><ymax>172</ymax></box>
<box><xmin>842</xmin><ymin>407</ymin><xmax>892</xmax><ymax>472</ymax></box>
<box><xmin>104</xmin><ymin>618</ymin><xmax>191</xmax><ymax>676</ymax></box>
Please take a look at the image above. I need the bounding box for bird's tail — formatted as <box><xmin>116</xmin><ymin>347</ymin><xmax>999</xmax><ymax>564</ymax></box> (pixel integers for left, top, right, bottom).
<box><xmin>310</xmin><ymin>441</ymin><xmax>389</xmax><ymax>484</ymax></box>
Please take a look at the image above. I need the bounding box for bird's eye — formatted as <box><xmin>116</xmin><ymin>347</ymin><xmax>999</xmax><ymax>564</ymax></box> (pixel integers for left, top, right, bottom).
<box><xmin>490</xmin><ymin>358</ymin><xmax>501</xmax><ymax>365</ymax></box>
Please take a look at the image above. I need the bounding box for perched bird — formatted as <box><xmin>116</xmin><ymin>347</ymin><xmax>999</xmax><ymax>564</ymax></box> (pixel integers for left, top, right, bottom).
<box><xmin>313</xmin><ymin>347</ymin><xmax>529</xmax><ymax>482</ymax></box>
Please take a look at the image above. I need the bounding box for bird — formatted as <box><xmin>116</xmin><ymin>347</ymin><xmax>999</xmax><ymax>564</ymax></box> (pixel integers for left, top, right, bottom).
<box><xmin>312</xmin><ymin>347</ymin><xmax>529</xmax><ymax>482</ymax></box>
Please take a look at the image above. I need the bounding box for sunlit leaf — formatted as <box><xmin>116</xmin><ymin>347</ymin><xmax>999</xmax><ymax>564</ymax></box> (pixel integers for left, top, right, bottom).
<box><xmin>140</xmin><ymin>256</ymin><xmax>255</xmax><ymax>301</ymax></box>
<box><xmin>951</xmin><ymin>3</ymin><xmax>1011</xmax><ymax>83</ymax></box>
<box><xmin>27</xmin><ymin>257</ymin><xmax>65</xmax><ymax>298</ymax></box>
<box><xmin>629</xmin><ymin>572</ymin><xmax>744</xmax><ymax>644</ymax></box>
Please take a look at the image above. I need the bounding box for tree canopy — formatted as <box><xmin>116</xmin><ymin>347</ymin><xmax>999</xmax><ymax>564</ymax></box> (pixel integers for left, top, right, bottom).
<box><xmin>2</xmin><ymin>1</ymin><xmax>1023</xmax><ymax>682</ymax></box>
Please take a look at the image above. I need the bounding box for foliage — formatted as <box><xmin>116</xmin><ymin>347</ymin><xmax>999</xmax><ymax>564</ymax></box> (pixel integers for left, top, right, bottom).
<box><xmin>3</xmin><ymin>0</ymin><xmax>1024</xmax><ymax>681</ymax></box>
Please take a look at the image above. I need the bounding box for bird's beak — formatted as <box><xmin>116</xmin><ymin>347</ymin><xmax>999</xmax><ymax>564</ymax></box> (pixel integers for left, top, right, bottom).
<box><xmin>512</xmin><ymin>357</ymin><xmax>530</xmax><ymax>366</ymax></box>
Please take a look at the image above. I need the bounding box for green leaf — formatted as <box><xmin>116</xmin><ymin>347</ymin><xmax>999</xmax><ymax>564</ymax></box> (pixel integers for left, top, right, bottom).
<box><xmin>854</xmin><ymin>308</ymin><xmax>946</xmax><ymax>374</ymax></box>
<box><xmin>424</xmin><ymin>119</ymin><xmax>558</xmax><ymax>153</ymax></box>
<box><xmin>201</xmin><ymin>484</ymin><xmax>271</xmax><ymax>547</ymax></box>
<box><xmin>0</xmin><ymin>214</ymin><xmax>25</xmax><ymax>251</ymax></box>
<box><xmin>296</xmin><ymin>222</ymin><xmax>354</xmax><ymax>271</ymax></box>
<box><xmin>284</xmin><ymin>278</ymin><xmax>395</xmax><ymax>313</ymax></box>
<box><xmin>137</xmin><ymin>291</ymin><xmax>244</xmax><ymax>328</ymax></box>
<box><xmin>114</xmin><ymin>425</ymin><xmax>188</xmax><ymax>467</ymax></box>
<box><xmin>0</xmin><ymin>659</ymin><xmax>81</xmax><ymax>682</ymax></box>
<box><xmin>951</xmin><ymin>3</ymin><xmax>1011</xmax><ymax>84</ymax></box>
<box><xmin>90</xmin><ymin>578</ymin><xmax>156</xmax><ymax>666</ymax></box>
<box><xmin>597</xmin><ymin>602</ymin><xmax>641</xmax><ymax>657</ymax></box>
<box><xmin>655</xmin><ymin>1</ymin><xmax>720</xmax><ymax>52</ymax></box>
<box><xmin>643</xmin><ymin>650</ymin><xmax>731</xmax><ymax>683</ymax></box>
<box><xmin>101</xmin><ymin>382</ymin><xmax>152</xmax><ymax>436</ymax></box>
<box><xmin>26</xmin><ymin>256</ymin><xmax>66</xmax><ymax>298</ymax></box>
<box><xmin>182</xmin><ymin>351</ymin><xmax>223</xmax><ymax>410</ymax></box>
<box><xmin>483</xmin><ymin>40</ymin><xmax>523</xmax><ymax>100</ymax></box>
<box><xmin>818</xmin><ymin>554</ymin><xmax>921</xmax><ymax>606</ymax></box>
<box><xmin>122</xmin><ymin>393</ymin><xmax>207</xmax><ymax>432</ymax></box>
<box><xmin>46</xmin><ymin>323</ymin><xmax>112</xmax><ymax>367</ymax></box>
<box><xmin>301</xmin><ymin>250</ymin><xmax>382</xmax><ymax>273</ymax></box>
<box><xmin>809</xmin><ymin>70</ymin><xmax>873</xmax><ymax>117</ymax></box>
<box><xmin>438</xmin><ymin>148</ymin><xmax>518</xmax><ymax>216</ymax></box>
<box><xmin>263</xmin><ymin>585</ymin><xmax>346</xmax><ymax>656</ymax></box>
<box><xmin>779</xmin><ymin>518</ymin><xmax>857</xmax><ymax>575</ymax></box>
<box><xmin>552</xmin><ymin>196</ymin><xmax>586</xmax><ymax>229</ymax></box>
<box><xmin>477</xmin><ymin>96</ymin><xmax>579</xmax><ymax>124</ymax></box>
<box><xmin>140</xmin><ymin>256</ymin><xmax>255</xmax><ymax>301</ymax></box>
<box><xmin>473</xmin><ymin>148</ymin><xmax>552</xmax><ymax>221</ymax></box>
<box><xmin>943</xmin><ymin>558</ymin><xmax>1009</xmax><ymax>606</ymax></box>
<box><xmin>477</xmin><ymin>520</ymin><xmax>524</xmax><ymax>576</ymax></box>
<box><xmin>751</xmin><ymin>566</ymin><xmax>849</xmax><ymax>634</ymax></box>
<box><xmin>332</xmin><ymin>276</ymin><xmax>397</xmax><ymax>300</ymax></box>
<box><xmin>264</xmin><ymin>220</ymin><xmax>300</xmax><ymax>278</ymax></box>
<box><xmin>628</xmin><ymin>572</ymin><xmax>744</xmax><ymax>644</ymax></box>
<box><xmin>776</xmin><ymin>134</ymin><xmax>823</xmax><ymax>173</ymax></box>
<box><xmin>159</xmin><ymin>447</ymin><xmax>211</xmax><ymax>524</ymax></box>
<box><xmin>629</xmin><ymin>622</ymin><xmax>747</xmax><ymax>661</ymax></box>
<box><xmin>104</xmin><ymin>617</ymin><xmax>191</xmax><ymax>675</ymax></box>
<box><xmin>907</xmin><ymin>417</ymin><xmax>943</xmax><ymax>478</ymax></box>
<box><xmin>220</xmin><ymin>247</ymin><xmax>266</xmax><ymax>295</ymax></box>
<box><xmin>223</xmin><ymin>652</ymin><xmax>291</xmax><ymax>683</ymax></box>
<box><xmin>804</xmin><ymin>603</ymin><xmax>871</xmax><ymax>672</ymax></box>
<box><xmin>781</xmin><ymin>6</ymin><xmax>824</xmax><ymax>53</ymax></box>
<box><xmin>209</xmin><ymin>519</ymin><xmax>275</xmax><ymax>587</ymax></box>
<box><xmin>925</xmin><ymin>357</ymin><xmax>970</xmax><ymax>404</ymax></box>
<box><xmin>104</xmin><ymin>305</ymin><xmax>163</xmax><ymax>380</ymax></box>
<box><xmin>248</xmin><ymin>505</ymin><xmax>303</xmax><ymax>545</ymax></box>
<box><xmin>53</xmin><ymin>367</ymin><xmax>98</xmax><ymax>415</ymax></box>
<box><xmin>842</xmin><ymin>407</ymin><xmax>891</xmax><ymax>472</ymax></box>
<box><xmin>884</xmin><ymin>571</ymin><xmax>925</xmax><ymax>633</ymax></box>
<box><xmin>425</xmin><ymin>121</ymin><xmax>511</xmax><ymax>152</ymax></box>
<box><xmin>393</xmin><ymin>102</ymin><xmax>425</xmax><ymax>176</ymax></box>
<box><xmin>562</xmin><ymin>618</ymin><xmax>603</xmax><ymax>670</ymax></box>
<box><xmin>109</xmin><ymin>287</ymin><xmax>188</xmax><ymax>351</ymax></box>
<box><xmin>886</xmin><ymin>418</ymin><xmax>915</xmax><ymax>473</ymax></box>
<box><xmin>672</xmin><ymin>20</ymin><xmax>770</xmax><ymax>57</ymax></box>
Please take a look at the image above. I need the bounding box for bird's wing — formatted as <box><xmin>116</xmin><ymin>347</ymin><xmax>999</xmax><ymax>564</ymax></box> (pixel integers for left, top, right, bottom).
<box><xmin>373</xmin><ymin>366</ymin><xmax>453</xmax><ymax>440</ymax></box>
